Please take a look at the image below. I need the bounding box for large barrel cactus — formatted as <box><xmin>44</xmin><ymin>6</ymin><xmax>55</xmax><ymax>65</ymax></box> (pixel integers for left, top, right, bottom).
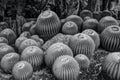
<box><xmin>53</xmin><ymin>55</ymin><xmax>80</xmax><ymax>80</ymax></box>
<box><xmin>102</xmin><ymin>52</ymin><xmax>120</xmax><ymax>80</ymax></box>
<box><xmin>64</xmin><ymin>15</ymin><xmax>83</xmax><ymax>32</ymax></box>
<box><xmin>62</xmin><ymin>21</ymin><xmax>78</xmax><ymax>35</ymax></box>
<box><xmin>45</xmin><ymin>42</ymin><xmax>73</xmax><ymax>67</ymax></box>
<box><xmin>100</xmin><ymin>25</ymin><xmax>120</xmax><ymax>52</ymax></box>
<box><xmin>21</xmin><ymin>46</ymin><xmax>44</xmax><ymax>71</ymax></box>
<box><xmin>35</xmin><ymin>10</ymin><xmax>61</xmax><ymax>40</ymax></box>
<box><xmin>1</xmin><ymin>52</ymin><xmax>20</xmax><ymax>73</ymax></box>
<box><xmin>69</xmin><ymin>33</ymin><xmax>95</xmax><ymax>59</ymax></box>
<box><xmin>82</xmin><ymin>29</ymin><xmax>100</xmax><ymax>49</ymax></box>
<box><xmin>98</xmin><ymin>16</ymin><xmax>119</xmax><ymax>33</ymax></box>
<box><xmin>12</xmin><ymin>61</ymin><xmax>33</xmax><ymax>80</ymax></box>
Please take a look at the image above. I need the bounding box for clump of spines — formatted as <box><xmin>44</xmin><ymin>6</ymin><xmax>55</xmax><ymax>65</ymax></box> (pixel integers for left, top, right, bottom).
<box><xmin>12</xmin><ymin>61</ymin><xmax>33</xmax><ymax>80</ymax></box>
<box><xmin>100</xmin><ymin>25</ymin><xmax>120</xmax><ymax>51</ymax></box>
<box><xmin>102</xmin><ymin>52</ymin><xmax>120</xmax><ymax>80</ymax></box>
<box><xmin>45</xmin><ymin>42</ymin><xmax>73</xmax><ymax>67</ymax></box>
<box><xmin>75</xmin><ymin>54</ymin><xmax>90</xmax><ymax>69</ymax></box>
<box><xmin>21</xmin><ymin>46</ymin><xmax>44</xmax><ymax>71</ymax></box>
<box><xmin>0</xmin><ymin>28</ymin><xmax>17</xmax><ymax>44</ymax></box>
<box><xmin>82</xmin><ymin>29</ymin><xmax>100</xmax><ymax>49</ymax></box>
<box><xmin>1</xmin><ymin>52</ymin><xmax>20</xmax><ymax>73</ymax></box>
<box><xmin>19</xmin><ymin>39</ymin><xmax>39</xmax><ymax>53</ymax></box>
<box><xmin>53</xmin><ymin>55</ymin><xmax>80</xmax><ymax>80</ymax></box>
<box><xmin>62</xmin><ymin>21</ymin><xmax>78</xmax><ymax>35</ymax></box>
<box><xmin>64</xmin><ymin>15</ymin><xmax>83</xmax><ymax>32</ymax></box>
<box><xmin>82</xmin><ymin>18</ymin><xmax>99</xmax><ymax>31</ymax></box>
<box><xmin>98</xmin><ymin>16</ymin><xmax>119</xmax><ymax>33</ymax></box>
<box><xmin>35</xmin><ymin>10</ymin><xmax>61</xmax><ymax>40</ymax></box>
<box><xmin>69</xmin><ymin>33</ymin><xmax>95</xmax><ymax>59</ymax></box>
<box><xmin>80</xmin><ymin>10</ymin><xmax>93</xmax><ymax>20</ymax></box>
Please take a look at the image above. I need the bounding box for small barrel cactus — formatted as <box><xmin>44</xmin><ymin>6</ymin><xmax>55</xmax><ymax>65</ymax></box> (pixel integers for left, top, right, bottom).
<box><xmin>0</xmin><ymin>43</ymin><xmax>15</xmax><ymax>60</ymax></box>
<box><xmin>20</xmin><ymin>31</ymin><xmax>31</xmax><ymax>38</ymax></box>
<box><xmin>0</xmin><ymin>28</ymin><xmax>17</xmax><ymax>45</ymax></box>
<box><xmin>98</xmin><ymin>16</ymin><xmax>119</xmax><ymax>33</ymax></box>
<box><xmin>64</xmin><ymin>15</ymin><xmax>83</xmax><ymax>32</ymax></box>
<box><xmin>75</xmin><ymin>54</ymin><xmax>90</xmax><ymax>69</ymax></box>
<box><xmin>35</xmin><ymin>10</ymin><xmax>61</xmax><ymax>40</ymax></box>
<box><xmin>82</xmin><ymin>29</ymin><xmax>100</xmax><ymax>49</ymax></box>
<box><xmin>22</xmin><ymin>21</ymin><xmax>35</xmax><ymax>32</ymax></box>
<box><xmin>0</xmin><ymin>22</ymin><xmax>9</xmax><ymax>30</ymax></box>
<box><xmin>101</xmin><ymin>10</ymin><xmax>112</xmax><ymax>18</ymax></box>
<box><xmin>82</xmin><ymin>18</ymin><xmax>99</xmax><ymax>31</ymax></box>
<box><xmin>80</xmin><ymin>10</ymin><xmax>93</xmax><ymax>20</ymax></box>
<box><xmin>12</xmin><ymin>61</ymin><xmax>33</xmax><ymax>80</ymax></box>
<box><xmin>19</xmin><ymin>39</ymin><xmax>39</xmax><ymax>53</ymax></box>
<box><xmin>15</xmin><ymin>37</ymin><xmax>27</xmax><ymax>49</ymax></box>
<box><xmin>69</xmin><ymin>33</ymin><xmax>95</xmax><ymax>59</ymax></box>
<box><xmin>62</xmin><ymin>21</ymin><xmax>78</xmax><ymax>35</ymax></box>
<box><xmin>21</xmin><ymin>46</ymin><xmax>44</xmax><ymax>71</ymax></box>
<box><xmin>53</xmin><ymin>55</ymin><xmax>80</xmax><ymax>80</ymax></box>
<box><xmin>0</xmin><ymin>37</ymin><xmax>8</xmax><ymax>44</ymax></box>
<box><xmin>1</xmin><ymin>52</ymin><xmax>20</xmax><ymax>73</ymax></box>
<box><xmin>45</xmin><ymin>42</ymin><xmax>73</xmax><ymax>67</ymax></box>
<box><xmin>102</xmin><ymin>52</ymin><xmax>120</xmax><ymax>80</ymax></box>
<box><xmin>100</xmin><ymin>25</ymin><xmax>120</xmax><ymax>51</ymax></box>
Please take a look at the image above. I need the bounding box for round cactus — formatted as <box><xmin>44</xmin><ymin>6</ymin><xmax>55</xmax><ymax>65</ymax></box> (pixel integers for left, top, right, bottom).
<box><xmin>53</xmin><ymin>55</ymin><xmax>80</xmax><ymax>80</ymax></box>
<box><xmin>45</xmin><ymin>42</ymin><xmax>73</xmax><ymax>67</ymax></box>
<box><xmin>35</xmin><ymin>10</ymin><xmax>61</xmax><ymax>40</ymax></box>
<box><xmin>22</xmin><ymin>21</ymin><xmax>35</xmax><ymax>32</ymax></box>
<box><xmin>15</xmin><ymin>37</ymin><xmax>27</xmax><ymax>49</ymax></box>
<box><xmin>12</xmin><ymin>61</ymin><xmax>33</xmax><ymax>80</ymax></box>
<box><xmin>0</xmin><ymin>22</ymin><xmax>9</xmax><ymax>30</ymax></box>
<box><xmin>69</xmin><ymin>33</ymin><xmax>95</xmax><ymax>59</ymax></box>
<box><xmin>82</xmin><ymin>29</ymin><xmax>100</xmax><ymax>49</ymax></box>
<box><xmin>1</xmin><ymin>52</ymin><xmax>20</xmax><ymax>73</ymax></box>
<box><xmin>0</xmin><ymin>28</ymin><xmax>17</xmax><ymax>44</ymax></box>
<box><xmin>20</xmin><ymin>31</ymin><xmax>31</xmax><ymax>38</ymax></box>
<box><xmin>98</xmin><ymin>16</ymin><xmax>119</xmax><ymax>33</ymax></box>
<box><xmin>101</xmin><ymin>10</ymin><xmax>112</xmax><ymax>18</ymax></box>
<box><xmin>80</xmin><ymin>10</ymin><xmax>93</xmax><ymax>20</ymax></box>
<box><xmin>102</xmin><ymin>52</ymin><xmax>120</xmax><ymax>80</ymax></box>
<box><xmin>82</xmin><ymin>18</ymin><xmax>99</xmax><ymax>31</ymax></box>
<box><xmin>31</xmin><ymin>35</ymin><xmax>44</xmax><ymax>46</ymax></box>
<box><xmin>75</xmin><ymin>54</ymin><xmax>90</xmax><ymax>69</ymax></box>
<box><xmin>100</xmin><ymin>25</ymin><xmax>120</xmax><ymax>51</ymax></box>
<box><xmin>21</xmin><ymin>46</ymin><xmax>44</xmax><ymax>71</ymax></box>
<box><xmin>19</xmin><ymin>39</ymin><xmax>39</xmax><ymax>53</ymax></box>
<box><xmin>0</xmin><ymin>43</ymin><xmax>15</xmax><ymax>60</ymax></box>
<box><xmin>65</xmin><ymin>15</ymin><xmax>83</xmax><ymax>32</ymax></box>
<box><xmin>62</xmin><ymin>21</ymin><xmax>78</xmax><ymax>35</ymax></box>
<box><xmin>0</xmin><ymin>37</ymin><xmax>8</xmax><ymax>44</ymax></box>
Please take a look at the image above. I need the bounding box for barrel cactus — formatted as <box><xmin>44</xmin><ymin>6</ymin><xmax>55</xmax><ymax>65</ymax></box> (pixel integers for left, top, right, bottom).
<box><xmin>45</xmin><ymin>42</ymin><xmax>73</xmax><ymax>67</ymax></box>
<box><xmin>35</xmin><ymin>10</ymin><xmax>61</xmax><ymax>40</ymax></box>
<box><xmin>102</xmin><ymin>52</ymin><xmax>120</xmax><ymax>80</ymax></box>
<box><xmin>1</xmin><ymin>52</ymin><xmax>20</xmax><ymax>73</ymax></box>
<box><xmin>75</xmin><ymin>54</ymin><xmax>90</xmax><ymax>69</ymax></box>
<box><xmin>12</xmin><ymin>61</ymin><xmax>33</xmax><ymax>80</ymax></box>
<box><xmin>53</xmin><ymin>55</ymin><xmax>80</xmax><ymax>80</ymax></box>
<box><xmin>69</xmin><ymin>33</ymin><xmax>95</xmax><ymax>59</ymax></box>
<box><xmin>21</xmin><ymin>46</ymin><xmax>44</xmax><ymax>71</ymax></box>
<box><xmin>19</xmin><ymin>39</ymin><xmax>39</xmax><ymax>53</ymax></box>
<box><xmin>98</xmin><ymin>16</ymin><xmax>119</xmax><ymax>33</ymax></box>
<box><xmin>80</xmin><ymin>10</ymin><xmax>93</xmax><ymax>20</ymax></box>
<box><xmin>62</xmin><ymin>21</ymin><xmax>78</xmax><ymax>35</ymax></box>
<box><xmin>82</xmin><ymin>18</ymin><xmax>99</xmax><ymax>31</ymax></box>
<box><xmin>100</xmin><ymin>25</ymin><xmax>120</xmax><ymax>51</ymax></box>
<box><xmin>82</xmin><ymin>29</ymin><xmax>100</xmax><ymax>49</ymax></box>
<box><xmin>101</xmin><ymin>10</ymin><xmax>112</xmax><ymax>18</ymax></box>
<box><xmin>20</xmin><ymin>31</ymin><xmax>31</xmax><ymax>38</ymax></box>
<box><xmin>0</xmin><ymin>22</ymin><xmax>9</xmax><ymax>30</ymax></box>
<box><xmin>64</xmin><ymin>15</ymin><xmax>83</xmax><ymax>32</ymax></box>
<box><xmin>0</xmin><ymin>28</ymin><xmax>17</xmax><ymax>44</ymax></box>
<box><xmin>0</xmin><ymin>43</ymin><xmax>15</xmax><ymax>60</ymax></box>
